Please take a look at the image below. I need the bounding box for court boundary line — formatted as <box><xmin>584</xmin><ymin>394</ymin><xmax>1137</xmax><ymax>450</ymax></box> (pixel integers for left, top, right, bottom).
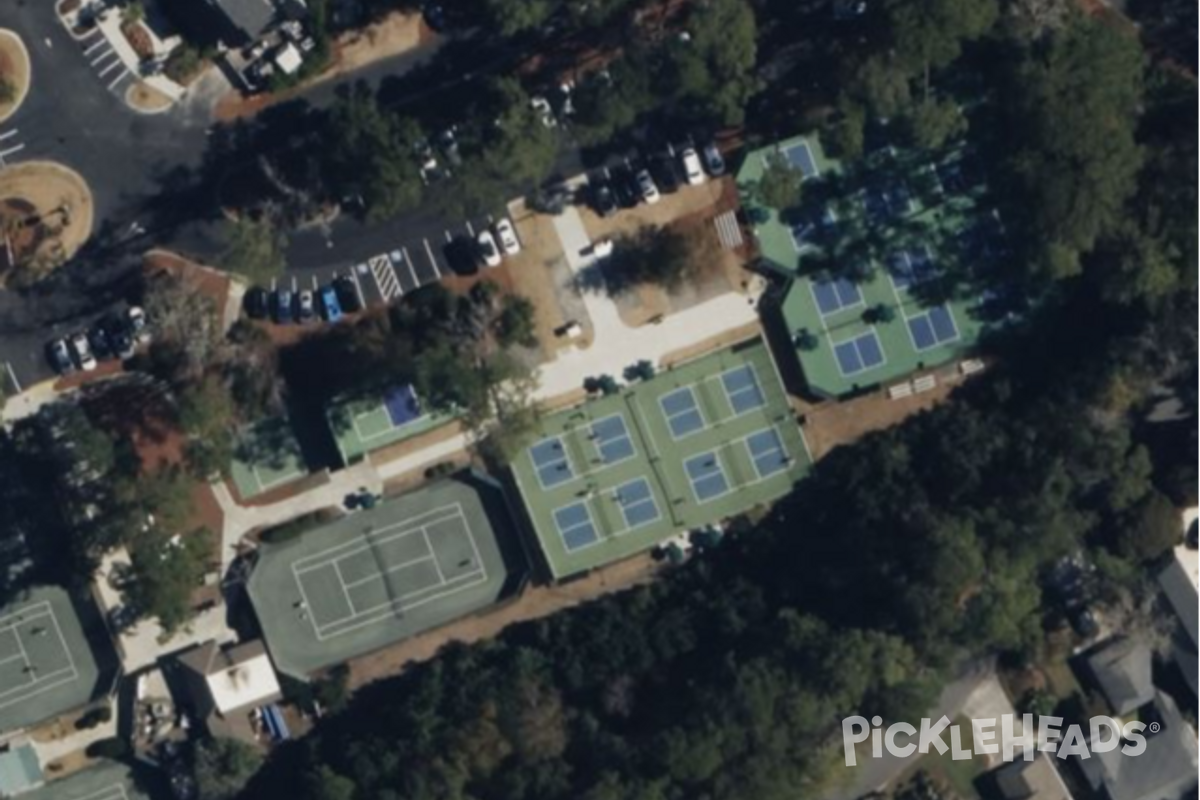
<box><xmin>744</xmin><ymin>425</ymin><xmax>792</xmax><ymax>481</ymax></box>
<box><xmin>659</xmin><ymin>385</ymin><xmax>710</xmax><ymax>441</ymax></box>
<box><xmin>684</xmin><ymin>449</ymin><xmax>733</xmax><ymax>505</ymax></box>
<box><xmin>530</xmin><ymin>434</ymin><xmax>577</xmax><ymax>490</ymax></box>
<box><xmin>554</xmin><ymin>499</ymin><xmax>602</xmax><ymax>554</ymax></box>
<box><xmin>587</xmin><ymin>413</ymin><xmax>638</xmax><ymax>468</ymax></box>
<box><xmin>610</xmin><ymin>476</ymin><xmax>662</xmax><ymax>533</ymax></box>
<box><xmin>809</xmin><ymin>276</ymin><xmax>865</xmax><ymax>319</ymax></box>
<box><xmin>902</xmin><ymin>304</ymin><xmax>962</xmax><ymax>353</ymax></box>
<box><xmin>0</xmin><ymin>601</ymin><xmax>81</xmax><ymax>711</ymax></box>
<box><xmin>718</xmin><ymin>363</ymin><xmax>768</xmax><ymax>420</ymax></box>
<box><xmin>830</xmin><ymin>328</ymin><xmax>889</xmax><ymax>378</ymax></box>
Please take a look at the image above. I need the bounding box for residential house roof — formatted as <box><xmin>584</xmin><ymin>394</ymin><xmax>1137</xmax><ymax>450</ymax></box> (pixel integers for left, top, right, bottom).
<box><xmin>177</xmin><ymin>640</ymin><xmax>280</xmax><ymax>715</ymax></box>
<box><xmin>1077</xmin><ymin>691</ymin><xmax>1198</xmax><ymax>800</ymax></box>
<box><xmin>1085</xmin><ymin>637</ymin><xmax>1155</xmax><ymax>717</ymax></box>
<box><xmin>993</xmin><ymin>753</ymin><xmax>1073</xmax><ymax>800</ymax></box>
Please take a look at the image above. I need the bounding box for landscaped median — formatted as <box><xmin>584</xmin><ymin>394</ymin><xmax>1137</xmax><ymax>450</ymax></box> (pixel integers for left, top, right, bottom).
<box><xmin>0</xmin><ymin>162</ymin><xmax>94</xmax><ymax>288</ymax></box>
<box><xmin>0</xmin><ymin>29</ymin><xmax>31</xmax><ymax>124</ymax></box>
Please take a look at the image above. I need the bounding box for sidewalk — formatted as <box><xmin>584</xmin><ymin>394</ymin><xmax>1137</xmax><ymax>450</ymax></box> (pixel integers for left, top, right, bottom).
<box><xmin>93</xmin><ymin>7</ymin><xmax>185</xmax><ymax>103</ymax></box>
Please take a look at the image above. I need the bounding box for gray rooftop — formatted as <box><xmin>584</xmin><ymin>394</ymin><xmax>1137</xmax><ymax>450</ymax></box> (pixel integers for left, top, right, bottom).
<box><xmin>1086</xmin><ymin>637</ymin><xmax>1155</xmax><ymax>717</ymax></box>
<box><xmin>1078</xmin><ymin>691</ymin><xmax>1198</xmax><ymax>800</ymax></box>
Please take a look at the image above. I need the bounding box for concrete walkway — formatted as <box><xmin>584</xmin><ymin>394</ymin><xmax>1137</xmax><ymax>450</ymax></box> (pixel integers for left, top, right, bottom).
<box><xmin>534</xmin><ymin>206</ymin><xmax>760</xmax><ymax>400</ymax></box>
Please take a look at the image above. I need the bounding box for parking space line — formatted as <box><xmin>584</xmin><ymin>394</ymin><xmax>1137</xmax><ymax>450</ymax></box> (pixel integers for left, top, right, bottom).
<box><xmin>91</xmin><ymin>49</ymin><xmax>116</xmax><ymax>66</ymax></box>
<box><xmin>311</xmin><ymin>274</ymin><xmax>319</xmax><ymax>290</ymax></box>
<box><xmin>83</xmin><ymin>38</ymin><xmax>106</xmax><ymax>55</ymax></box>
<box><xmin>465</xmin><ymin>221</ymin><xmax>475</xmax><ymax>236</ymax></box>
<box><xmin>348</xmin><ymin>267</ymin><xmax>367</xmax><ymax>309</ymax></box>
<box><xmin>422</xmin><ymin>239</ymin><xmax>443</xmax><ymax>279</ymax></box>
<box><xmin>98</xmin><ymin>59</ymin><xmax>123</xmax><ymax>78</ymax></box>
<box><xmin>401</xmin><ymin>247</ymin><xmax>420</xmax><ymax>287</ymax></box>
<box><xmin>0</xmin><ymin>130</ymin><xmax>17</xmax><ymax>142</ymax></box>
<box><xmin>107</xmin><ymin>70</ymin><xmax>131</xmax><ymax>91</ymax></box>
<box><xmin>0</xmin><ymin>143</ymin><xmax>26</xmax><ymax>161</ymax></box>
<box><xmin>443</xmin><ymin>230</ymin><xmax>452</xmax><ymax>243</ymax></box>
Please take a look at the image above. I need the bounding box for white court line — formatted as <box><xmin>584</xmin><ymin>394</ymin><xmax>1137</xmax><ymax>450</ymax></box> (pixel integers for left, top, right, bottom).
<box><xmin>332</xmin><ymin>562</ymin><xmax>358</xmax><ymax>615</ymax></box>
<box><xmin>0</xmin><ymin>669</ymin><xmax>80</xmax><ymax>711</ymax></box>
<box><xmin>292</xmin><ymin>504</ymin><xmax>465</xmax><ymax>573</ymax></box>
<box><xmin>71</xmin><ymin>785</ymin><xmax>129</xmax><ymax>800</ymax></box>
<box><xmin>340</xmin><ymin>553</ymin><xmax>435</xmax><ymax>591</ymax></box>
<box><xmin>422</xmin><ymin>238</ymin><xmax>443</xmax><ymax>278</ymax></box>
<box><xmin>422</xmin><ymin>529</ymin><xmax>447</xmax><ymax>584</ymax></box>
<box><xmin>0</xmin><ymin>653</ymin><xmax>27</xmax><ymax>667</ymax></box>
<box><xmin>314</xmin><ymin>571</ymin><xmax>488</xmax><ymax>640</ymax></box>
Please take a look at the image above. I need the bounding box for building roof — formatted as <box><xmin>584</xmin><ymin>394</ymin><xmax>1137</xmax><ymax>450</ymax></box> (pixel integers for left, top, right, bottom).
<box><xmin>736</xmin><ymin>133</ymin><xmax>993</xmax><ymax>397</ymax></box>
<box><xmin>1158</xmin><ymin>510</ymin><xmax>1199</xmax><ymax>650</ymax></box>
<box><xmin>1086</xmin><ymin>637</ymin><xmax>1155</xmax><ymax>717</ymax></box>
<box><xmin>0</xmin><ymin>741</ymin><xmax>43</xmax><ymax>797</ymax></box>
<box><xmin>274</xmin><ymin>42</ymin><xmax>303</xmax><ymax>75</ymax></box>
<box><xmin>248</xmin><ymin>475</ymin><xmax>524</xmax><ymax>677</ymax></box>
<box><xmin>1077</xmin><ymin>691</ymin><xmax>1199</xmax><ymax>800</ymax></box>
<box><xmin>177</xmin><ymin>640</ymin><xmax>281</xmax><ymax>715</ymax></box>
<box><xmin>211</xmin><ymin>0</ymin><xmax>277</xmax><ymax>40</ymax></box>
<box><xmin>993</xmin><ymin>753</ymin><xmax>1073</xmax><ymax>800</ymax></box>
<box><xmin>510</xmin><ymin>338</ymin><xmax>812</xmax><ymax>580</ymax></box>
<box><xmin>0</xmin><ymin>586</ymin><xmax>105</xmax><ymax>736</ymax></box>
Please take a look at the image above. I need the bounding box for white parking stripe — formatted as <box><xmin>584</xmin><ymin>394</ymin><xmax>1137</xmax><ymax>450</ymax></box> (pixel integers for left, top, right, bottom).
<box><xmin>107</xmin><ymin>70</ymin><xmax>131</xmax><ymax>90</ymax></box>
<box><xmin>348</xmin><ymin>269</ymin><xmax>367</xmax><ymax>309</ymax></box>
<box><xmin>401</xmin><ymin>247</ymin><xmax>420</xmax><ymax>286</ymax></box>
<box><xmin>465</xmin><ymin>221</ymin><xmax>475</xmax><ymax>236</ymax></box>
<box><xmin>0</xmin><ymin>143</ymin><xmax>26</xmax><ymax>160</ymax></box>
<box><xmin>83</xmin><ymin>38</ymin><xmax>106</xmax><ymax>55</ymax></box>
<box><xmin>98</xmin><ymin>59</ymin><xmax>123</xmax><ymax>77</ymax></box>
<box><xmin>91</xmin><ymin>48</ymin><xmax>116</xmax><ymax>66</ymax></box>
<box><xmin>0</xmin><ymin>129</ymin><xmax>17</xmax><ymax>141</ymax></box>
<box><xmin>423</xmin><ymin>238</ymin><xmax>443</xmax><ymax>278</ymax></box>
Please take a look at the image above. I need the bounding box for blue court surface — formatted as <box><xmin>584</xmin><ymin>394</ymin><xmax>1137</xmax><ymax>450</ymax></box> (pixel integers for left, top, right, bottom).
<box><xmin>722</xmin><ymin>365</ymin><xmax>766</xmax><ymax>415</ymax></box>
<box><xmin>614</xmin><ymin>478</ymin><xmax>660</xmax><ymax>530</ymax></box>
<box><xmin>887</xmin><ymin>248</ymin><xmax>938</xmax><ymax>290</ymax></box>
<box><xmin>747</xmin><ymin>428</ymin><xmax>789</xmax><ymax>478</ymax></box>
<box><xmin>685</xmin><ymin>452</ymin><xmax>730</xmax><ymax>502</ymax></box>
<box><xmin>591</xmin><ymin>415</ymin><xmax>635</xmax><ymax>465</ymax></box>
<box><xmin>531</xmin><ymin>437</ymin><xmax>573</xmax><ymax>488</ymax></box>
<box><xmin>833</xmin><ymin>330</ymin><xmax>886</xmax><ymax>377</ymax></box>
<box><xmin>384</xmin><ymin>384</ymin><xmax>422</xmax><ymax>427</ymax></box>
<box><xmin>789</xmin><ymin>207</ymin><xmax>837</xmax><ymax>251</ymax></box>
<box><xmin>660</xmin><ymin>387</ymin><xmax>706</xmax><ymax>439</ymax></box>
<box><xmin>908</xmin><ymin>306</ymin><xmax>960</xmax><ymax>351</ymax></box>
<box><xmin>783</xmin><ymin>141</ymin><xmax>819</xmax><ymax>178</ymax></box>
<box><xmin>554</xmin><ymin>502</ymin><xmax>599</xmax><ymax>551</ymax></box>
<box><xmin>811</xmin><ymin>277</ymin><xmax>863</xmax><ymax>316</ymax></box>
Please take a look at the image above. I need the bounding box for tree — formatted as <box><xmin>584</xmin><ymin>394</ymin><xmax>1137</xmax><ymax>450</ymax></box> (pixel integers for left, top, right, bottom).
<box><xmin>495</xmin><ymin>295</ymin><xmax>538</xmax><ymax>349</ymax></box>
<box><xmin>665</xmin><ymin>0</ymin><xmax>760</xmax><ymax>125</ymax></box>
<box><xmin>178</xmin><ymin>375</ymin><xmax>237</xmax><ymax>479</ymax></box>
<box><xmin>903</xmin><ymin>97</ymin><xmax>967</xmax><ymax>151</ymax></box>
<box><xmin>825</xmin><ymin>98</ymin><xmax>867</xmax><ymax>161</ymax></box>
<box><xmin>1008</xmin><ymin>18</ymin><xmax>1144</xmax><ymax>280</ymax></box>
<box><xmin>1113</xmin><ymin>490</ymin><xmax>1180</xmax><ymax>563</ymax></box>
<box><xmin>194</xmin><ymin>737</ymin><xmax>263</xmax><ymax>800</ymax></box>
<box><xmin>755</xmin><ymin>153</ymin><xmax>805</xmax><ymax>212</ymax></box>
<box><xmin>484</xmin><ymin>0</ymin><xmax>556</xmax><ymax>34</ymax></box>
<box><xmin>143</xmin><ymin>273</ymin><xmax>220</xmax><ymax>385</ymax></box>
<box><xmin>886</xmin><ymin>0</ymin><xmax>999</xmax><ymax>83</ymax></box>
<box><xmin>608</xmin><ymin>227</ymin><xmax>693</xmax><ymax>294</ymax></box>
<box><xmin>126</xmin><ymin>525</ymin><xmax>211</xmax><ymax>632</ymax></box>
<box><xmin>220</xmin><ymin>216</ymin><xmax>287</xmax><ymax>285</ymax></box>
<box><xmin>305</xmin><ymin>767</ymin><xmax>356</xmax><ymax>800</ymax></box>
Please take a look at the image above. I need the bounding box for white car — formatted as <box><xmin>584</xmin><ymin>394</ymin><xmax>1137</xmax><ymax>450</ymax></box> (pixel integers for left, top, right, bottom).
<box><xmin>494</xmin><ymin>219</ymin><xmax>521</xmax><ymax>256</ymax></box>
<box><xmin>531</xmin><ymin>96</ymin><xmax>556</xmax><ymax>128</ymax></box>
<box><xmin>477</xmin><ymin>230</ymin><xmax>502</xmax><ymax>268</ymax></box>
<box><xmin>69</xmin><ymin>332</ymin><xmax>97</xmax><ymax>371</ymax></box>
<box><xmin>636</xmin><ymin>169</ymin><xmax>661</xmax><ymax>204</ymax></box>
<box><xmin>126</xmin><ymin>306</ymin><xmax>150</xmax><ymax>344</ymax></box>
<box><xmin>681</xmin><ymin>147</ymin><xmax>705</xmax><ymax>185</ymax></box>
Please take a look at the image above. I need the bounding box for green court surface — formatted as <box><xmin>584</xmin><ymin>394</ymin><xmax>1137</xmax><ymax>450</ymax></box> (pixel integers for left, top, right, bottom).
<box><xmin>15</xmin><ymin>760</ymin><xmax>161</xmax><ymax>800</ymax></box>
<box><xmin>229</xmin><ymin>416</ymin><xmax>308</xmax><ymax>499</ymax></box>
<box><xmin>0</xmin><ymin>586</ymin><xmax>102</xmax><ymax>736</ymax></box>
<box><xmin>511</xmin><ymin>338</ymin><xmax>812</xmax><ymax>581</ymax></box>
<box><xmin>248</xmin><ymin>475</ymin><xmax>524</xmax><ymax>677</ymax></box>
<box><xmin>326</xmin><ymin>389</ymin><xmax>454</xmax><ymax>466</ymax></box>
<box><xmin>737</xmin><ymin>133</ymin><xmax>996</xmax><ymax>397</ymax></box>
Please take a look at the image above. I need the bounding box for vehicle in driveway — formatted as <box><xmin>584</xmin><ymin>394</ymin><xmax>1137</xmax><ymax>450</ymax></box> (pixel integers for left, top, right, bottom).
<box><xmin>47</xmin><ymin>339</ymin><xmax>74</xmax><ymax>374</ymax></box>
<box><xmin>296</xmin><ymin>290</ymin><xmax>317</xmax><ymax>323</ymax></box>
<box><xmin>477</xmin><ymin>230</ymin><xmax>502</xmax><ymax>267</ymax></box>
<box><xmin>494</xmin><ymin>218</ymin><xmax>521</xmax><ymax>255</ymax></box>
<box><xmin>333</xmin><ymin>276</ymin><xmax>363</xmax><ymax>313</ymax></box>
<box><xmin>702</xmin><ymin>141</ymin><xmax>725</xmax><ymax>176</ymax></box>
<box><xmin>126</xmin><ymin>306</ymin><xmax>150</xmax><ymax>344</ymax></box>
<box><xmin>320</xmin><ymin>285</ymin><xmax>343</xmax><ymax>322</ymax></box>
<box><xmin>273</xmin><ymin>289</ymin><xmax>294</xmax><ymax>324</ymax></box>
<box><xmin>69</xmin><ymin>332</ymin><xmax>97</xmax><ymax>371</ymax></box>
<box><xmin>611</xmin><ymin>164</ymin><xmax>640</xmax><ymax>208</ymax></box>
<box><xmin>636</xmin><ymin>169</ymin><xmax>661</xmax><ymax>204</ymax></box>
<box><xmin>681</xmin><ymin>147</ymin><xmax>706</xmax><ymax>184</ymax></box>
<box><xmin>245</xmin><ymin>287</ymin><xmax>269</xmax><ymax>319</ymax></box>
<box><xmin>111</xmin><ymin>326</ymin><xmax>135</xmax><ymax>360</ymax></box>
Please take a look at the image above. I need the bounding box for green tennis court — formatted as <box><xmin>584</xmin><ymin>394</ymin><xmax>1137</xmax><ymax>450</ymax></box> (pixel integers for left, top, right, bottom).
<box><xmin>229</xmin><ymin>416</ymin><xmax>307</xmax><ymax>499</ymax></box>
<box><xmin>326</xmin><ymin>385</ymin><xmax>453</xmax><ymax>466</ymax></box>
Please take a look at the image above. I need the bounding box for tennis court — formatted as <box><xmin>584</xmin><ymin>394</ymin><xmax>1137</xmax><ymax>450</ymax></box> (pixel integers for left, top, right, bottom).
<box><xmin>0</xmin><ymin>586</ymin><xmax>101</xmax><ymax>735</ymax></box>
<box><xmin>906</xmin><ymin>305</ymin><xmax>960</xmax><ymax>351</ymax></box>
<box><xmin>327</xmin><ymin>384</ymin><xmax>451</xmax><ymax>465</ymax></box>
<box><xmin>887</xmin><ymin>247</ymin><xmax>939</xmax><ymax>290</ymax></box>
<box><xmin>512</xmin><ymin>339</ymin><xmax>813</xmax><ymax>580</ymax></box>
<box><xmin>832</xmin><ymin>330</ymin><xmax>887</xmax><ymax>377</ymax></box>
<box><xmin>811</xmin><ymin>277</ymin><xmax>863</xmax><ymax>317</ymax></box>
<box><xmin>249</xmin><ymin>477</ymin><xmax>519</xmax><ymax>676</ymax></box>
<box><xmin>229</xmin><ymin>416</ymin><xmax>307</xmax><ymax>499</ymax></box>
<box><xmin>16</xmin><ymin>761</ymin><xmax>152</xmax><ymax>800</ymax></box>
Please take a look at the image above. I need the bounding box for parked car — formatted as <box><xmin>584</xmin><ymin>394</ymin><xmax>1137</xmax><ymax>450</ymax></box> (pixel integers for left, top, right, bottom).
<box><xmin>320</xmin><ymin>285</ymin><xmax>343</xmax><ymax>322</ymax></box>
<box><xmin>681</xmin><ymin>147</ymin><xmax>705</xmax><ymax>185</ymax></box>
<box><xmin>69</xmin><ymin>332</ymin><xmax>97</xmax><ymax>371</ymax></box>
<box><xmin>111</xmin><ymin>326</ymin><xmax>135</xmax><ymax>360</ymax></box>
<box><xmin>296</xmin><ymin>290</ymin><xmax>316</xmax><ymax>323</ymax></box>
<box><xmin>649</xmin><ymin>154</ymin><xmax>681</xmax><ymax>194</ymax></box>
<box><xmin>245</xmin><ymin>287</ymin><xmax>269</xmax><ymax>319</ymax></box>
<box><xmin>46</xmin><ymin>339</ymin><xmax>74</xmax><ymax>374</ymax></box>
<box><xmin>88</xmin><ymin>325</ymin><xmax>114</xmax><ymax>361</ymax></box>
<box><xmin>494</xmin><ymin>218</ymin><xmax>521</xmax><ymax>256</ymax></box>
<box><xmin>702</xmin><ymin>141</ymin><xmax>726</xmax><ymax>176</ymax></box>
<box><xmin>126</xmin><ymin>306</ymin><xmax>150</xmax><ymax>344</ymax></box>
<box><xmin>477</xmin><ymin>230</ymin><xmax>502</xmax><ymax>267</ymax></box>
<box><xmin>611</xmin><ymin>164</ymin><xmax>640</xmax><ymax>208</ymax></box>
<box><xmin>636</xmin><ymin>169</ymin><xmax>661</xmax><ymax>204</ymax></box>
<box><xmin>591</xmin><ymin>172</ymin><xmax>617</xmax><ymax>217</ymax></box>
<box><xmin>333</xmin><ymin>276</ymin><xmax>363</xmax><ymax>312</ymax></box>
<box><xmin>273</xmin><ymin>289</ymin><xmax>294</xmax><ymax>324</ymax></box>
<box><xmin>531</xmin><ymin>96</ymin><xmax>556</xmax><ymax>128</ymax></box>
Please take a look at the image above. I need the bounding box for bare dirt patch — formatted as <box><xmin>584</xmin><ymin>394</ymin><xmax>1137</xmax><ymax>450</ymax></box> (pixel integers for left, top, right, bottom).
<box><xmin>0</xmin><ymin>161</ymin><xmax>94</xmax><ymax>287</ymax></box>
<box><xmin>126</xmin><ymin>80</ymin><xmax>173</xmax><ymax>113</ymax></box>
<box><xmin>0</xmin><ymin>30</ymin><xmax>31</xmax><ymax>123</ymax></box>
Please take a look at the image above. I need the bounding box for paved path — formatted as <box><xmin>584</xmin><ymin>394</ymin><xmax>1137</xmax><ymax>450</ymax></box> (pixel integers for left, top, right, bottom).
<box><xmin>534</xmin><ymin>207</ymin><xmax>760</xmax><ymax>400</ymax></box>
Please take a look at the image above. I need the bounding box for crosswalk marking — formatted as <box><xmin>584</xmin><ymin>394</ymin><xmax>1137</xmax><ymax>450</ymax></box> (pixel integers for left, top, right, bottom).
<box><xmin>368</xmin><ymin>254</ymin><xmax>401</xmax><ymax>301</ymax></box>
<box><xmin>713</xmin><ymin>210</ymin><xmax>743</xmax><ymax>249</ymax></box>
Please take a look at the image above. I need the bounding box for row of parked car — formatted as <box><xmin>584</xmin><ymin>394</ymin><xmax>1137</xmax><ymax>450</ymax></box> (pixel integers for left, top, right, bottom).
<box><xmin>589</xmin><ymin>140</ymin><xmax>726</xmax><ymax>215</ymax></box>
<box><xmin>46</xmin><ymin>306</ymin><xmax>149</xmax><ymax>374</ymax></box>
<box><xmin>245</xmin><ymin>277</ymin><xmax>362</xmax><ymax>325</ymax></box>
